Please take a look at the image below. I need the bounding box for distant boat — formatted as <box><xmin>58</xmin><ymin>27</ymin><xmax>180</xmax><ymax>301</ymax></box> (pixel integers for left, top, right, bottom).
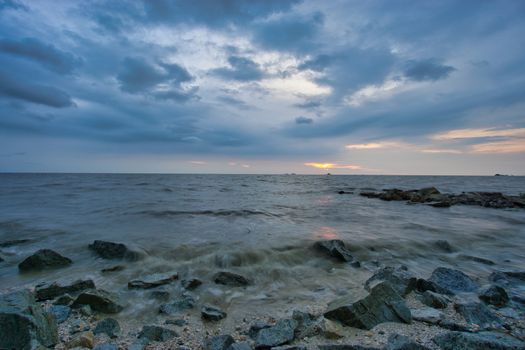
<box><xmin>495</xmin><ymin>174</ymin><xmax>509</xmax><ymax>176</ymax></box>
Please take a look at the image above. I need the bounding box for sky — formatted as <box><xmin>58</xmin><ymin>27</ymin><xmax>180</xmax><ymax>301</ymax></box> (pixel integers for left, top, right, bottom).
<box><xmin>0</xmin><ymin>0</ymin><xmax>524</xmax><ymax>175</ymax></box>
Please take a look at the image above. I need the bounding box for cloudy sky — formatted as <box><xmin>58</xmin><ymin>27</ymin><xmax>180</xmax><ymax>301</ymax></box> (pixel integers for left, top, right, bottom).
<box><xmin>1</xmin><ymin>0</ymin><xmax>524</xmax><ymax>174</ymax></box>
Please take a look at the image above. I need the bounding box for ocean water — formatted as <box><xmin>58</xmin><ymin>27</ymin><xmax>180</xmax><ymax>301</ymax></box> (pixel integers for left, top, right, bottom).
<box><xmin>1</xmin><ymin>173</ymin><xmax>524</xmax><ymax>325</ymax></box>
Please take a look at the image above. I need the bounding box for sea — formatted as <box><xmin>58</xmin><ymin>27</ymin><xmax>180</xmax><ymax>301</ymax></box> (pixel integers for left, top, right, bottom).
<box><xmin>1</xmin><ymin>173</ymin><xmax>524</xmax><ymax>325</ymax></box>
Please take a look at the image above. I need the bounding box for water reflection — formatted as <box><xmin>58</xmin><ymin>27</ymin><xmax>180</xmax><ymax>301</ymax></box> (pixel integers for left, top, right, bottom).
<box><xmin>313</xmin><ymin>226</ymin><xmax>340</xmax><ymax>240</ymax></box>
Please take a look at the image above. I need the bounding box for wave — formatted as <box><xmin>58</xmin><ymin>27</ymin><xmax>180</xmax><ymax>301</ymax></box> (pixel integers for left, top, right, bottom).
<box><xmin>138</xmin><ymin>209</ymin><xmax>282</xmax><ymax>218</ymax></box>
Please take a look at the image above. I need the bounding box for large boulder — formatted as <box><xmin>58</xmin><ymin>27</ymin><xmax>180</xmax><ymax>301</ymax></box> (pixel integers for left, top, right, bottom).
<box><xmin>0</xmin><ymin>289</ymin><xmax>58</xmax><ymax>349</ymax></box>
<box><xmin>128</xmin><ymin>273</ymin><xmax>178</xmax><ymax>289</ymax></box>
<box><xmin>454</xmin><ymin>302</ymin><xmax>503</xmax><ymax>329</ymax></box>
<box><xmin>314</xmin><ymin>240</ymin><xmax>358</xmax><ymax>265</ymax></box>
<box><xmin>255</xmin><ymin>319</ymin><xmax>297</xmax><ymax>349</ymax></box>
<box><xmin>36</xmin><ymin>279</ymin><xmax>95</xmax><ymax>301</ymax></box>
<box><xmin>433</xmin><ymin>331</ymin><xmax>525</xmax><ymax>350</ymax></box>
<box><xmin>365</xmin><ymin>266</ymin><xmax>417</xmax><ymax>296</ymax></box>
<box><xmin>18</xmin><ymin>249</ymin><xmax>72</xmax><ymax>272</ymax></box>
<box><xmin>214</xmin><ymin>271</ymin><xmax>250</xmax><ymax>286</ymax></box>
<box><xmin>89</xmin><ymin>240</ymin><xmax>139</xmax><ymax>260</ymax></box>
<box><xmin>324</xmin><ymin>282</ymin><xmax>411</xmax><ymax>330</ymax></box>
<box><xmin>72</xmin><ymin>290</ymin><xmax>124</xmax><ymax>314</ymax></box>
<box><xmin>427</xmin><ymin>267</ymin><xmax>479</xmax><ymax>295</ymax></box>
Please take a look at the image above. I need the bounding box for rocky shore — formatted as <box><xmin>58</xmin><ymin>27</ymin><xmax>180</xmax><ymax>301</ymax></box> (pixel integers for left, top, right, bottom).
<box><xmin>1</xmin><ymin>236</ymin><xmax>525</xmax><ymax>350</ymax></box>
<box><xmin>351</xmin><ymin>187</ymin><xmax>525</xmax><ymax>209</ymax></box>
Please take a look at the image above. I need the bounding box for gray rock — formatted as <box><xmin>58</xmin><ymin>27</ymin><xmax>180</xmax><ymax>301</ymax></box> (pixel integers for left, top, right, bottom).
<box><xmin>89</xmin><ymin>240</ymin><xmax>139</xmax><ymax>260</ymax></box>
<box><xmin>411</xmin><ymin>307</ymin><xmax>443</xmax><ymax>324</ymax></box>
<box><xmin>48</xmin><ymin>305</ymin><xmax>70</xmax><ymax>323</ymax></box>
<box><xmin>214</xmin><ymin>271</ymin><xmax>250</xmax><ymax>286</ymax></box>
<box><xmin>433</xmin><ymin>331</ymin><xmax>525</xmax><ymax>350</ymax></box>
<box><xmin>128</xmin><ymin>273</ymin><xmax>178</xmax><ymax>289</ymax></box>
<box><xmin>18</xmin><ymin>249</ymin><xmax>72</xmax><ymax>272</ymax></box>
<box><xmin>314</xmin><ymin>240</ymin><xmax>357</xmax><ymax>264</ymax></box>
<box><xmin>386</xmin><ymin>333</ymin><xmax>431</xmax><ymax>350</ymax></box>
<box><xmin>0</xmin><ymin>289</ymin><xmax>58</xmax><ymax>349</ymax></box>
<box><xmin>248</xmin><ymin>320</ymin><xmax>271</xmax><ymax>339</ymax></box>
<box><xmin>53</xmin><ymin>293</ymin><xmax>75</xmax><ymax>306</ymax></box>
<box><xmin>36</xmin><ymin>279</ymin><xmax>95</xmax><ymax>301</ymax></box>
<box><xmin>79</xmin><ymin>304</ymin><xmax>93</xmax><ymax>316</ymax></box>
<box><xmin>159</xmin><ymin>295</ymin><xmax>195</xmax><ymax>315</ymax></box>
<box><xmin>182</xmin><ymin>277</ymin><xmax>202</xmax><ymax>290</ymax></box>
<box><xmin>292</xmin><ymin>310</ymin><xmax>321</xmax><ymax>338</ymax></box>
<box><xmin>428</xmin><ymin>267</ymin><xmax>479</xmax><ymax>295</ymax></box>
<box><xmin>420</xmin><ymin>290</ymin><xmax>449</xmax><ymax>309</ymax></box>
<box><xmin>69</xmin><ymin>318</ymin><xmax>90</xmax><ymax>334</ymax></box>
<box><xmin>94</xmin><ymin>318</ymin><xmax>120</xmax><ymax>338</ymax></box>
<box><xmin>227</xmin><ymin>342</ymin><xmax>252</xmax><ymax>350</ymax></box>
<box><xmin>365</xmin><ymin>266</ymin><xmax>417</xmax><ymax>296</ymax></box>
<box><xmin>459</xmin><ymin>255</ymin><xmax>495</xmax><ymax>266</ymax></box>
<box><xmin>433</xmin><ymin>240</ymin><xmax>455</xmax><ymax>253</ymax></box>
<box><xmin>201</xmin><ymin>304</ymin><xmax>227</xmax><ymax>321</ymax></box>
<box><xmin>93</xmin><ymin>344</ymin><xmax>118</xmax><ymax>350</ymax></box>
<box><xmin>271</xmin><ymin>346</ymin><xmax>308</xmax><ymax>350</ymax></box>
<box><xmin>479</xmin><ymin>285</ymin><xmax>509</xmax><ymax>307</ymax></box>
<box><xmin>72</xmin><ymin>290</ymin><xmax>124</xmax><ymax>314</ymax></box>
<box><xmin>138</xmin><ymin>325</ymin><xmax>177</xmax><ymax>342</ymax></box>
<box><xmin>324</xmin><ymin>282</ymin><xmax>411</xmax><ymax>330</ymax></box>
<box><xmin>454</xmin><ymin>302</ymin><xmax>503</xmax><ymax>329</ymax></box>
<box><xmin>318</xmin><ymin>345</ymin><xmax>381</xmax><ymax>350</ymax></box>
<box><xmin>204</xmin><ymin>334</ymin><xmax>234</xmax><ymax>350</ymax></box>
<box><xmin>255</xmin><ymin>319</ymin><xmax>297</xmax><ymax>349</ymax></box>
<box><xmin>101</xmin><ymin>265</ymin><xmax>125</xmax><ymax>273</ymax></box>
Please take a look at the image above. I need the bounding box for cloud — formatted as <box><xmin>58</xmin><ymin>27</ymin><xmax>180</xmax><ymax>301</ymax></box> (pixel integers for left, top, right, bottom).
<box><xmin>216</xmin><ymin>95</ymin><xmax>252</xmax><ymax>110</ymax></box>
<box><xmin>295</xmin><ymin>116</ymin><xmax>313</xmax><ymax>124</ymax></box>
<box><xmin>211</xmin><ymin>56</ymin><xmax>264</xmax><ymax>81</ymax></box>
<box><xmin>293</xmin><ymin>98</ymin><xmax>322</xmax><ymax>109</ymax></box>
<box><xmin>252</xmin><ymin>12</ymin><xmax>324</xmax><ymax>52</ymax></box>
<box><xmin>345</xmin><ymin>141</ymin><xmax>404</xmax><ymax>150</ymax></box>
<box><xmin>0</xmin><ymin>0</ymin><xmax>27</xmax><ymax>12</ymax></box>
<box><xmin>432</xmin><ymin>127</ymin><xmax>525</xmax><ymax>140</ymax></box>
<box><xmin>403</xmin><ymin>59</ymin><xmax>456</xmax><ymax>82</ymax></box>
<box><xmin>117</xmin><ymin>57</ymin><xmax>197</xmax><ymax>102</ymax></box>
<box><xmin>304</xmin><ymin>162</ymin><xmax>361</xmax><ymax>170</ymax></box>
<box><xmin>0</xmin><ymin>38</ymin><xmax>80</xmax><ymax>74</ymax></box>
<box><xmin>470</xmin><ymin>140</ymin><xmax>525</xmax><ymax>154</ymax></box>
<box><xmin>0</xmin><ymin>71</ymin><xmax>74</xmax><ymax>107</ymax></box>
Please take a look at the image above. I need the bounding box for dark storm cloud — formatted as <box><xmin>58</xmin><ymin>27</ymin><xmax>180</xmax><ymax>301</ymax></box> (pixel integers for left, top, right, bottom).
<box><xmin>403</xmin><ymin>59</ymin><xmax>456</xmax><ymax>82</ymax></box>
<box><xmin>142</xmin><ymin>0</ymin><xmax>301</xmax><ymax>27</ymax></box>
<box><xmin>211</xmin><ymin>56</ymin><xmax>264</xmax><ymax>82</ymax></box>
<box><xmin>0</xmin><ymin>72</ymin><xmax>74</xmax><ymax>108</ymax></box>
<box><xmin>295</xmin><ymin>116</ymin><xmax>313</xmax><ymax>125</ymax></box>
<box><xmin>0</xmin><ymin>38</ymin><xmax>80</xmax><ymax>74</ymax></box>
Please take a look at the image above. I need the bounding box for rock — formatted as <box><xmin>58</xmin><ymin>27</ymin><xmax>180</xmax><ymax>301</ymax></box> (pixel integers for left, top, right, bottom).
<box><xmin>427</xmin><ymin>267</ymin><xmax>479</xmax><ymax>295</ymax></box>
<box><xmin>48</xmin><ymin>305</ymin><xmax>70</xmax><ymax>323</ymax></box>
<box><xmin>458</xmin><ymin>255</ymin><xmax>495</xmax><ymax>266</ymax></box>
<box><xmin>386</xmin><ymin>333</ymin><xmax>431</xmax><ymax>350</ymax></box>
<box><xmin>272</xmin><ymin>346</ymin><xmax>308</xmax><ymax>350</ymax></box>
<box><xmin>128</xmin><ymin>273</ymin><xmax>178</xmax><ymax>289</ymax></box>
<box><xmin>182</xmin><ymin>277</ymin><xmax>202</xmax><ymax>290</ymax></box>
<box><xmin>66</xmin><ymin>331</ymin><xmax>94</xmax><ymax>349</ymax></box>
<box><xmin>128</xmin><ymin>338</ymin><xmax>149</xmax><ymax>350</ymax></box>
<box><xmin>36</xmin><ymin>279</ymin><xmax>95</xmax><ymax>301</ymax></box>
<box><xmin>79</xmin><ymin>305</ymin><xmax>93</xmax><ymax>316</ymax></box>
<box><xmin>365</xmin><ymin>266</ymin><xmax>417</xmax><ymax>296</ymax></box>
<box><xmin>324</xmin><ymin>282</ymin><xmax>411</xmax><ymax>330</ymax></box>
<box><xmin>411</xmin><ymin>307</ymin><xmax>444</xmax><ymax>324</ymax></box>
<box><xmin>438</xmin><ymin>320</ymin><xmax>477</xmax><ymax>332</ymax></box>
<box><xmin>314</xmin><ymin>240</ymin><xmax>358</xmax><ymax>264</ymax></box>
<box><xmin>101</xmin><ymin>265</ymin><xmax>125</xmax><ymax>273</ymax></box>
<box><xmin>454</xmin><ymin>302</ymin><xmax>503</xmax><ymax>329</ymax></box>
<box><xmin>149</xmin><ymin>290</ymin><xmax>170</xmax><ymax>300</ymax></box>
<box><xmin>420</xmin><ymin>290</ymin><xmax>449</xmax><ymax>309</ymax></box>
<box><xmin>321</xmin><ymin>318</ymin><xmax>345</xmax><ymax>339</ymax></box>
<box><xmin>204</xmin><ymin>334</ymin><xmax>234</xmax><ymax>350</ymax></box>
<box><xmin>227</xmin><ymin>342</ymin><xmax>252</xmax><ymax>350</ymax></box>
<box><xmin>0</xmin><ymin>289</ymin><xmax>58</xmax><ymax>349</ymax></box>
<box><xmin>0</xmin><ymin>255</ymin><xmax>4</xmax><ymax>262</ymax></box>
<box><xmin>159</xmin><ymin>295</ymin><xmax>195</xmax><ymax>315</ymax></box>
<box><xmin>292</xmin><ymin>310</ymin><xmax>321</xmax><ymax>338</ymax></box>
<box><xmin>201</xmin><ymin>304</ymin><xmax>227</xmax><ymax>321</ymax></box>
<box><xmin>318</xmin><ymin>345</ymin><xmax>381</xmax><ymax>350</ymax></box>
<box><xmin>93</xmin><ymin>344</ymin><xmax>118</xmax><ymax>350</ymax></box>
<box><xmin>54</xmin><ymin>294</ymin><xmax>75</xmax><ymax>306</ymax></box>
<box><xmin>255</xmin><ymin>319</ymin><xmax>297</xmax><ymax>348</ymax></box>
<box><xmin>69</xmin><ymin>318</ymin><xmax>91</xmax><ymax>334</ymax></box>
<box><xmin>138</xmin><ymin>325</ymin><xmax>177</xmax><ymax>342</ymax></box>
<box><xmin>478</xmin><ymin>285</ymin><xmax>509</xmax><ymax>307</ymax></box>
<box><xmin>72</xmin><ymin>290</ymin><xmax>124</xmax><ymax>314</ymax></box>
<box><xmin>18</xmin><ymin>249</ymin><xmax>72</xmax><ymax>272</ymax></box>
<box><xmin>433</xmin><ymin>240</ymin><xmax>455</xmax><ymax>253</ymax></box>
<box><xmin>94</xmin><ymin>318</ymin><xmax>120</xmax><ymax>338</ymax></box>
<box><xmin>165</xmin><ymin>318</ymin><xmax>187</xmax><ymax>326</ymax></box>
<box><xmin>88</xmin><ymin>240</ymin><xmax>139</xmax><ymax>260</ymax></box>
<box><xmin>214</xmin><ymin>271</ymin><xmax>250</xmax><ymax>286</ymax></box>
<box><xmin>248</xmin><ymin>321</ymin><xmax>271</xmax><ymax>339</ymax></box>
<box><xmin>433</xmin><ymin>331</ymin><xmax>525</xmax><ymax>350</ymax></box>
<box><xmin>431</xmin><ymin>201</ymin><xmax>452</xmax><ymax>208</ymax></box>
